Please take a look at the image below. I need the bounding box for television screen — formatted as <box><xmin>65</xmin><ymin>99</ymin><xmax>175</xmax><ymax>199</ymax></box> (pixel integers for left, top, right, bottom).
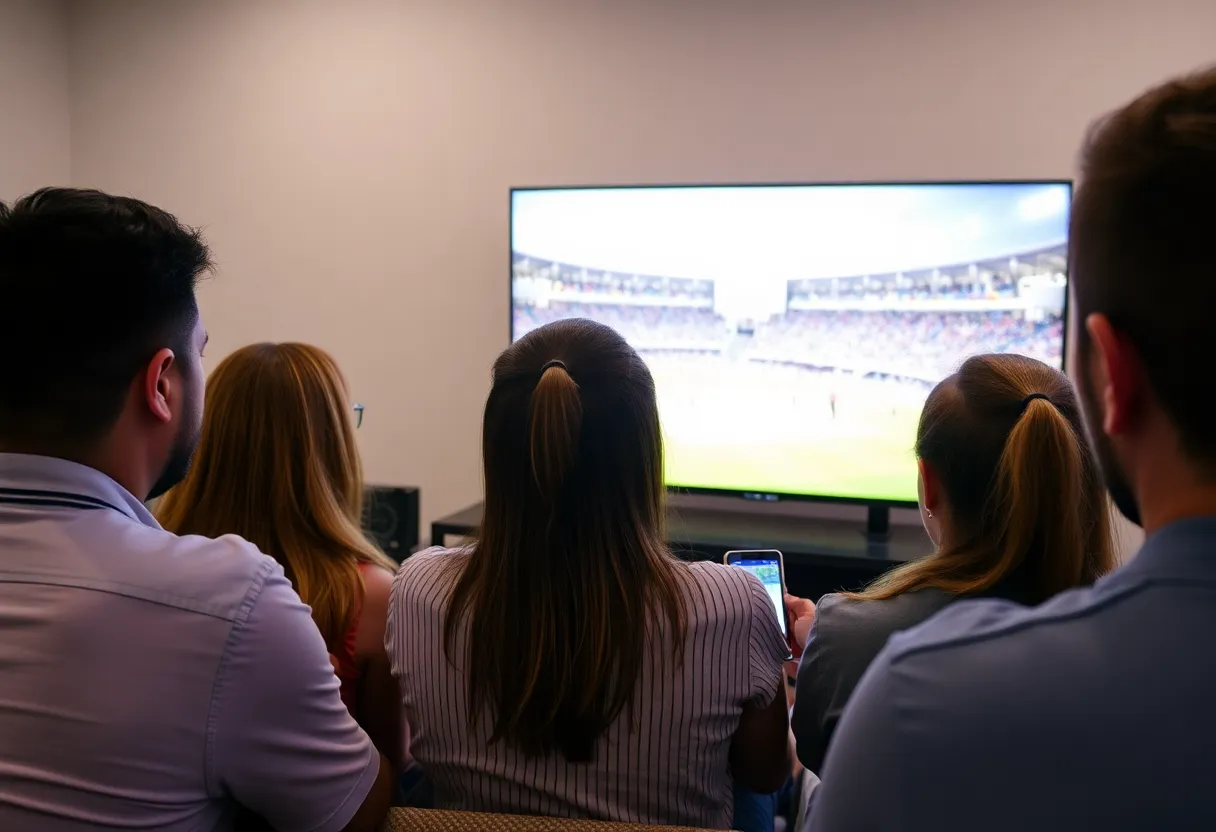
<box><xmin>511</xmin><ymin>182</ymin><xmax>1070</xmax><ymax>505</ymax></box>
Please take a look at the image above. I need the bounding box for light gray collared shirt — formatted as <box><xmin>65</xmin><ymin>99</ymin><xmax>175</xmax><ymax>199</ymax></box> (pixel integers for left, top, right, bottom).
<box><xmin>0</xmin><ymin>453</ymin><xmax>378</xmax><ymax>831</ymax></box>
<box><xmin>808</xmin><ymin>516</ymin><xmax>1216</xmax><ymax>832</ymax></box>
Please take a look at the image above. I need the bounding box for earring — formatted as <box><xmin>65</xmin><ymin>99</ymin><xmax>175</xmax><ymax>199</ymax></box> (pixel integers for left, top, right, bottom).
<box><xmin>927</xmin><ymin>510</ymin><xmax>934</xmax><ymax>518</ymax></box>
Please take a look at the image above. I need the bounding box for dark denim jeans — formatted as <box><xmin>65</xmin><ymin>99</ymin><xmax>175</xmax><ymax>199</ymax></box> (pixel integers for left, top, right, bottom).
<box><xmin>732</xmin><ymin>781</ymin><xmax>780</xmax><ymax>832</ymax></box>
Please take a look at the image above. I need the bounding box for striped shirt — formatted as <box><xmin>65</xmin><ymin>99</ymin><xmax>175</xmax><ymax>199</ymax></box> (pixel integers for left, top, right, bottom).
<box><xmin>386</xmin><ymin>548</ymin><xmax>788</xmax><ymax>829</ymax></box>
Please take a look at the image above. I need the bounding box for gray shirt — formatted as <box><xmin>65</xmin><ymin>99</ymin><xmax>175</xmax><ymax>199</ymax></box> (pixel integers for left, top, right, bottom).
<box><xmin>0</xmin><ymin>453</ymin><xmax>378</xmax><ymax>831</ymax></box>
<box><xmin>808</xmin><ymin>516</ymin><xmax>1216</xmax><ymax>831</ymax></box>
<box><xmin>791</xmin><ymin>588</ymin><xmax>952</xmax><ymax>773</ymax></box>
<box><xmin>386</xmin><ymin>548</ymin><xmax>789</xmax><ymax>829</ymax></box>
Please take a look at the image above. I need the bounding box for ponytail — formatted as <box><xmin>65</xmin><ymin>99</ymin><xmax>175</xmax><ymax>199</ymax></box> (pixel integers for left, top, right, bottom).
<box><xmin>529</xmin><ymin>361</ymin><xmax>582</xmax><ymax>498</ymax></box>
<box><xmin>846</xmin><ymin>353</ymin><xmax>1115</xmax><ymax>604</ymax></box>
<box><xmin>452</xmin><ymin>319</ymin><xmax>687</xmax><ymax>761</ymax></box>
<box><xmin>986</xmin><ymin>397</ymin><xmax>1088</xmax><ymax>597</ymax></box>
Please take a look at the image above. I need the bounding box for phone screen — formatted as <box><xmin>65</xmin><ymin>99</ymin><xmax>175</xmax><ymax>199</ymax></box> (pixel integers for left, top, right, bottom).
<box><xmin>729</xmin><ymin>555</ymin><xmax>787</xmax><ymax>636</ymax></box>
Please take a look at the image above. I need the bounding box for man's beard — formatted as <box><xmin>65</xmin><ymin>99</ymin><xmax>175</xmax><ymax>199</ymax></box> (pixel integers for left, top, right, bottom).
<box><xmin>1078</xmin><ymin>365</ymin><xmax>1142</xmax><ymax>527</ymax></box>
<box><xmin>146</xmin><ymin>412</ymin><xmax>201</xmax><ymax>502</ymax></box>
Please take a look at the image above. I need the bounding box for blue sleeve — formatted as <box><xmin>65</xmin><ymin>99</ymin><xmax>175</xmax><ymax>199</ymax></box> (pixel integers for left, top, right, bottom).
<box><xmin>211</xmin><ymin>565</ymin><xmax>379</xmax><ymax>832</ymax></box>
<box><xmin>805</xmin><ymin>646</ymin><xmax>910</xmax><ymax>832</ymax></box>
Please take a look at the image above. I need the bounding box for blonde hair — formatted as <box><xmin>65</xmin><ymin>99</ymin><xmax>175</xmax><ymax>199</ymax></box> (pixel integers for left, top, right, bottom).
<box><xmin>849</xmin><ymin>353</ymin><xmax>1115</xmax><ymax>603</ymax></box>
<box><xmin>157</xmin><ymin>342</ymin><xmax>395</xmax><ymax>648</ymax></box>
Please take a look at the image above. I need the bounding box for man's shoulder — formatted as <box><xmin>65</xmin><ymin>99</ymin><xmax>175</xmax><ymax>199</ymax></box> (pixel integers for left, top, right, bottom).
<box><xmin>889</xmin><ymin>517</ymin><xmax>1216</xmax><ymax>666</ymax></box>
<box><xmin>816</xmin><ymin>580</ymin><xmax>1152</xmax><ymax>779</ymax></box>
<box><xmin>880</xmin><ymin>578</ymin><xmax>1135</xmax><ymax>678</ymax></box>
<box><xmin>97</xmin><ymin>521</ymin><xmax>281</xmax><ymax>622</ymax></box>
<box><xmin>156</xmin><ymin>527</ymin><xmax>278</xmax><ymax>581</ymax></box>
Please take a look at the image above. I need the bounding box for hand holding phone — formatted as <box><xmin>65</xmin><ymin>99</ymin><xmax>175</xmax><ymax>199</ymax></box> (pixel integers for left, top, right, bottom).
<box><xmin>784</xmin><ymin>593</ymin><xmax>816</xmax><ymax>656</ymax></box>
<box><xmin>724</xmin><ymin>549</ymin><xmax>790</xmax><ymax>637</ymax></box>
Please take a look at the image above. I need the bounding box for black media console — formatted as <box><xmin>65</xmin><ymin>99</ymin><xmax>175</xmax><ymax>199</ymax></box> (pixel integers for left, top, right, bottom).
<box><xmin>428</xmin><ymin>502</ymin><xmax>930</xmax><ymax>601</ymax></box>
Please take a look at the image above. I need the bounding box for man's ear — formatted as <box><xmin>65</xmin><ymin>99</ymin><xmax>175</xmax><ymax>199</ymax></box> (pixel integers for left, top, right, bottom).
<box><xmin>143</xmin><ymin>348</ymin><xmax>176</xmax><ymax>425</ymax></box>
<box><xmin>1085</xmin><ymin>313</ymin><xmax>1147</xmax><ymax>438</ymax></box>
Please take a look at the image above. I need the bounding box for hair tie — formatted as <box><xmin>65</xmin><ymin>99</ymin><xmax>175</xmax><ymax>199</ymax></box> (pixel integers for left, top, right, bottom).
<box><xmin>541</xmin><ymin>359</ymin><xmax>567</xmax><ymax>373</ymax></box>
<box><xmin>1020</xmin><ymin>392</ymin><xmax>1051</xmax><ymax>413</ymax></box>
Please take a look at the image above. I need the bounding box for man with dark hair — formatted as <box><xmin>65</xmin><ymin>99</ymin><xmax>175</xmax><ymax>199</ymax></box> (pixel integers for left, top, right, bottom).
<box><xmin>0</xmin><ymin>189</ymin><xmax>392</xmax><ymax>831</ymax></box>
<box><xmin>0</xmin><ymin>188</ymin><xmax>209</xmax><ymax>496</ymax></box>
<box><xmin>807</xmin><ymin>66</ymin><xmax>1216</xmax><ymax>830</ymax></box>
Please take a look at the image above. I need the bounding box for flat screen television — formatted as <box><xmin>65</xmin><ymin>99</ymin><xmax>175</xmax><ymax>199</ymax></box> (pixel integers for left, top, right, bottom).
<box><xmin>510</xmin><ymin>181</ymin><xmax>1070</xmax><ymax>506</ymax></box>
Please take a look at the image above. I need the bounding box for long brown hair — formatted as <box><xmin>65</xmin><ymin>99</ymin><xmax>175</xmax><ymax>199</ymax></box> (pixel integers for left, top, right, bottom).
<box><xmin>446</xmin><ymin>318</ymin><xmax>688</xmax><ymax>762</ymax></box>
<box><xmin>157</xmin><ymin>342</ymin><xmax>395</xmax><ymax>648</ymax></box>
<box><xmin>849</xmin><ymin>353</ymin><xmax>1114</xmax><ymax>603</ymax></box>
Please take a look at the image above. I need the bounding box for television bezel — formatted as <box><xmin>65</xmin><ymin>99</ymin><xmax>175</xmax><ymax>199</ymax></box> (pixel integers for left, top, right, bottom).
<box><xmin>509</xmin><ymin>179</ymin><xmax>1073</xmax><ymax>509</ymax></box>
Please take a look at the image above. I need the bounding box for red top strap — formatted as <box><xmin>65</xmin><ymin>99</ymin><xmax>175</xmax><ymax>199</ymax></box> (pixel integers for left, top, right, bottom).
<box><xmin>333</xmin><ymin>562</ymin><xmax>373</xmax><ymax>717</ymax></box>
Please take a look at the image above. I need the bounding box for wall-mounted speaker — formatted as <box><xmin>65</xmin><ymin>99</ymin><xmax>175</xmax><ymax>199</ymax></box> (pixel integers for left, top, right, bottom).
<box><xmin>362</xmin><ymin>485</ymin><xmax>420</xmax><ymax>563</ymax></box>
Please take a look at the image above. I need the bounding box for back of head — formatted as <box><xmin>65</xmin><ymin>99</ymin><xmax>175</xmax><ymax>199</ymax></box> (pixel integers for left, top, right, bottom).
<box><xmin>1071</xmin><ymin>66</ymin><xmax>1216</xmax><ymax>511</ymax></box>
<box><xmin>156</xmin><ymin>342</ymin><xmax>392</xmax><ymax>648</ymax></box>
<box><xmin>448</xmin><ymin>318</ymin><xmax>687</xmax><ymax>762</ymax></box>
<box><xmin>856</xmin><ymin>353</ymin><xmax>1114</xmax><ymax>604</ymax></box>
<box><xmin>0</xmin><ymin>188</ymin><xmax>210</xmax><ymax>450</ymax></box>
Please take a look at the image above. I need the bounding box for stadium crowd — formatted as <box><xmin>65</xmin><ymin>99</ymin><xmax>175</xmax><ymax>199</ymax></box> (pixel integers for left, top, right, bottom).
<box><xmin>784</xmin><ymin>246</ymin><xmax>1068</xmax><ymax>305</ymax></box>
<box><xmin>517</xmin><ymin>301</ymin><xmax>1064</xmax><ymax>382</ymax></box>
<box><xmin>787</xmin><ymin>268</ymin><xmax>1028</xmax><ymax>303</ymax></box>
<box><xmin>513</xmin><ymin>258</ymin><xmax>714</xmax><ymax>302</ymax></box>
<box><xmin>522</xmin><ymin>260</ymin><xmax>1035</xmax><ymax>306</ymax></box>
<box><xmin>517</xmin><ymin>247</ymin><xmax>1073</xmax><ymax>309</ymax></box>
<box><xmin>515</xmin><ymin>302</ymin><xmax>727</xmax><ymax>347</ymax></box>
<box><xmin>753</xmin><ymin>310</ymin><xmax>1064</xmax><ymax>380</ymax></box>
<box><xmin>2</xmin><ymin>67</ymin><xmax>1215</xmax><ymax>832</ymax></box>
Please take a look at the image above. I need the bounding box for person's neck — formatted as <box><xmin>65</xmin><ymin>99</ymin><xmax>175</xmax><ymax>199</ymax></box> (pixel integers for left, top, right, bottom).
<box><xmin>1138</xmin><ymin>489</ymin><xmax>1216</xmax><ymax>538</ymax></box>
<box><xmin>1135</xmin><ymin>459</ymin><xmax>1216</xmax><ymax>538</ymax></box>
<box><xmin>0</xmin><ymin>439</ymin><xmax>151</xmax><ymax>501</ymax></box>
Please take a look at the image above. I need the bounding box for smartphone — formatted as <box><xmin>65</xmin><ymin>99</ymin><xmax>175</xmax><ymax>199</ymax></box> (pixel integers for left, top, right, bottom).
<box><xmin>724</xmin><ymin>549</ymin><xmax>790</xmax><ymax>637</ymax></box>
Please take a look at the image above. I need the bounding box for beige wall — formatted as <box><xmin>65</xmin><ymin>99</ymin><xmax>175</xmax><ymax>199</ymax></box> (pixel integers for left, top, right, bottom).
<box><xmin>0</xmin><ymin>0</ymin><xmax>70</xmax><ymax>199</ymax></box>
<box><xmin>61</xmin><ymin>0</ymin><xmax>1216</xmax><ymax>551</ymax></box>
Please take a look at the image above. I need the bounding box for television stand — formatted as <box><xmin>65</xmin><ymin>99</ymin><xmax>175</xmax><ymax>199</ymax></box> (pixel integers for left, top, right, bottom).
<box><xmin>428</xmin><ymin>501</ymin><xmax>930</xmax><ymax>599</ymax></box>
<box><xmin>866</xmin><ymin>505</ymin><xmax>893</xmax><ymax>541</ymax></box>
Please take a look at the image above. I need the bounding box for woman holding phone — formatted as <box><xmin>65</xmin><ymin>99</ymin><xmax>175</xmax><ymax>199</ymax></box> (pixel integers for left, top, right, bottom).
<box><xmin>789</xmin><ymin>353</ymin><xmax>1115</xmax><ymax>775</ymax></box>
<box><xmin>386</xmin><ymin>318</ymin><xmax>792</xmax><ymax>829</ymax></box>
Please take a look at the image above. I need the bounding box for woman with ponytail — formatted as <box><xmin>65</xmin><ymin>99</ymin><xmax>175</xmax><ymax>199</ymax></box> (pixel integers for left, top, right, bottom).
<box><xmin>790</xmin><ymin>353</ymin><xmax>1115</xmax><ymax>775</ymax></box>
<box><xmin>386</xmin><ymin>319</ymin><xmax>792</xmax><ymax>829</ymax></box>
